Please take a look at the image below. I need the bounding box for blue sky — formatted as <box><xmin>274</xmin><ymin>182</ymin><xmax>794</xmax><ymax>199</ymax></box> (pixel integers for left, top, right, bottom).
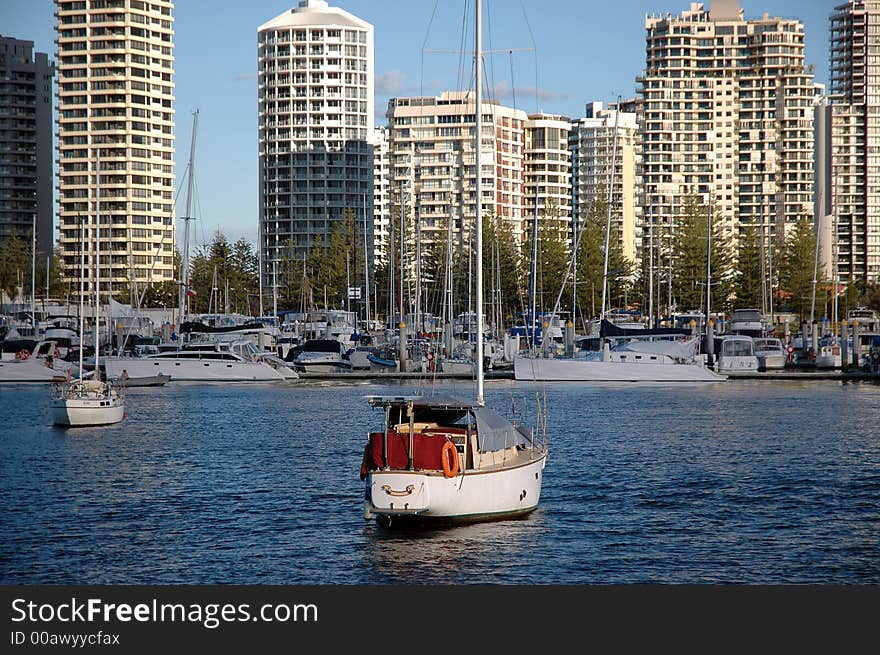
<box><xmin>2</xmin><ymin>0</ymin><xmax>832</xmax><ymax>245</ymax></box>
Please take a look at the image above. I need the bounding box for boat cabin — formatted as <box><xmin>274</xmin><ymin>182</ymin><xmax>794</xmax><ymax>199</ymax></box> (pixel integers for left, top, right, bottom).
<box><xmin>361</xmin><ymin>396</ymin><xmax>536</xmax><ymax>478</ymax></box>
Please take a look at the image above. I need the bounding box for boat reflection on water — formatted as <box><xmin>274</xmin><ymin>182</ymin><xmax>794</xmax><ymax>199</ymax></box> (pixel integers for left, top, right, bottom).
<box><xmin>361</xmin><ymin>514</ymin><xmax>546</xmax><ymax>583</ymax></box>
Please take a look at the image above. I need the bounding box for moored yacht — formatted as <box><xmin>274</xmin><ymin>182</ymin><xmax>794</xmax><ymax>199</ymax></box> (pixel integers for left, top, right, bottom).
<box><xmin>514</xmin><ymin>320</ymin><xmax>725</xmax><ymax>382</ymax></box>
<box><xmin>103</xmin><ymin>341</ymin><xmax>289</xmax><ymax>382</ymax></box>
<box><xmin>753</xmin><ymin>337</ymin><xmax>786</xmax><ymax>371</ymax></box>
<box><xmin>288</xmin><ymin>338</ymin><xmax>352</xmax><ymax>373</ymax></box>
<box><xmin>0</xmin><ymin>340</ymin><xmax>77</xmax><ymax>383</ymax></box>
<box><xmin>715</xmin><ymin>334</ymin><xmax>759</xmax><ymax>374</ymax></box>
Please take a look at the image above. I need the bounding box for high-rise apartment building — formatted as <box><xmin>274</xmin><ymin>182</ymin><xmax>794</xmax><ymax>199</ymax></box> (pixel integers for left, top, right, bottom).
<box><xmin>524</xmin><ymin>113</ymin><xmax>572</xmax><ymax>238</ymax></box>
<box><xmin>639</xmin><ymin>0</ymin><xmax>814</xmax><ymax>270</ymax></box>
<box><xmin>55</xmin><ymin>0</ymin><xmax>176</xmax><ymax>297</ymax></box>
<box><xmin>385</xmin><ymin>91</ymin><xmax>527</xmax><ymax>254</ymax></box>
<box><xmin>830</xmin><ymin>0</ymin><xmax>880</xmax><ymax>283</ymax></box>
<box><xmin>369</xmin><ymin>125</ymin><xmax>390</xmax><ymax>264</ymax></box>
<box><xmin>570</xmin><ymin>102</ymin><xmax>638</xmax><ymax>263</ymax></box>
<box><xmin>0</xmin><ymin>36</ymin><xmax>54</xmax><ymax>260</ymax></box>
<box><xmin>257</xmin><ymin>0</ymin><xmax>374</xmax><ymax>288</ymax></box>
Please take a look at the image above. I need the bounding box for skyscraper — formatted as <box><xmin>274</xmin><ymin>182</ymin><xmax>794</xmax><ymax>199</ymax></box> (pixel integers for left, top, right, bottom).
<box><xmin>0</xmin><ymin>36</ymin><xmax>53</xmax><ymax>260</ymax></box>
<box><xmin>830</xmin><ymin>0</ymin><xmax>880</xmax><ymax>283</ymax></box>
<box><xmin>385</xmin><ymin>90</ymin><xmax>527</xmax><ymax>253</ymax></box>
<box><xmin>55</xmin><ymin>0</ymin><xmax>176</xmax><ymax>298</ymax></box>
<box><xmin>570</xmin><ymin>102</ymin><xmax>638</xmax><ymax>264</ymax></box>
<box><xmin>524</xmin><ymin>112</ymin><xmax>572</xmax><ymax>239</ymax></box>
<box><xmin>257</xmin><ymin>0</ymin><xmax>374</xmax><ymax>291</ymax></box>
<box><xmin>639</xmin><ymin>0</ymin><xmax>815</xmax><ymax>273</ymax></box>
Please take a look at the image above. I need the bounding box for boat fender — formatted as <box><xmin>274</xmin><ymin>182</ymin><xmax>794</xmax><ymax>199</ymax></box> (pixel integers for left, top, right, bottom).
<box><xmin>441</xmin><ymin>441</ymin><xmax>460</xmax><ymax>478</ymax></box>
<box><xmin>16</xmin><ymin>349</ymin><xmax>30</xmax><ymax>361</ymax></box>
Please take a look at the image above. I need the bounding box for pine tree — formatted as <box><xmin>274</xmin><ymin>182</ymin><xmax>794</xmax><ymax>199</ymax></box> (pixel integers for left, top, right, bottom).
<box><xmin>733</xmin><ymin>224</ymin><xmax>763</xmax><ymax>310</ymax></box>
<box><xmin>777</xmin><ymin>215</ymin><xmax>820</xmax><ymax>321</ymax></box>
<box><xmin>670</xmin><ymin>190</ymin><xmax>734</xmax><ymax>315</ymax></box>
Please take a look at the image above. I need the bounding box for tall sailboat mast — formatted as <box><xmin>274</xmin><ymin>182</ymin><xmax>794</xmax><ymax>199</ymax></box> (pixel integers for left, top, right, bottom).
<box><xmin>475</xmin><ymin>0</ymin><xmax>485</xmax><ymax>405</ymax></box>
<box><xmin>363</xmin><ymin>193</ymin><xmax>371</xmax><ymax>328</ymax></box>
<box><xmin>95</xmin><ymin>150</ymin><xmax>101</xmax><ymax>380</ymax></box>
<box><xmin>78</xmin><ymin>213</ymin><xmax>85</xmax><ymax>379</ymax></box>
<box><xmin>178</xmin><ymin>110</ymin><xmax>199</xmax><ymax>329</ymax></box>
<box><xmin>599</xmin><ymin>95</ymin><xmax>621</xmax><ymax>323</ymax></box>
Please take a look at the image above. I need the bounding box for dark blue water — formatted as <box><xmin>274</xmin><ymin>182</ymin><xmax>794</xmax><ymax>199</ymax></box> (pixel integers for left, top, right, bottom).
<box><xmin>1</xmin><ymin>378</ymin><xmax>879</xmax><ymax>584</ymax></box>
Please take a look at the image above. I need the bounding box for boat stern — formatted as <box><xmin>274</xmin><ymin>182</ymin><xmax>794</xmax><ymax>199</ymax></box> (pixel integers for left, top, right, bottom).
<box><xmin>366</xmin><ymin>472</ymin><xmax>430</xmax><ymax>516</ymax></box>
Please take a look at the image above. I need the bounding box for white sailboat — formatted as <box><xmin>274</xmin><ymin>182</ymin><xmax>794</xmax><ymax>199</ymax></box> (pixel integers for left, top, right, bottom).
<box><xmin>359</xmin><ymin>0</ymin><xmax>548</xmax><ymax>525</ymax></box>
<box><xmin>53</xmin><ymin>152</ymin><xmax>125</xmax><ymax>427</ymax></box>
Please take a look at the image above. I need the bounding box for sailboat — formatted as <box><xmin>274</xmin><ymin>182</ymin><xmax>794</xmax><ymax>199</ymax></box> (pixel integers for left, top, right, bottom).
<box><xmin>53</xmin><ymin>152</ymin><xmax>125</xmax><ymax>427</ymax></box>
<box><xmin>514</xmin><ymin>102</ymin><xmax>725</xmax><ymax>383</ymax></box>
<box><xmin>359</xmin><ymin>0</ymin><xmax>548</xmax><ymax>525</ymax></box>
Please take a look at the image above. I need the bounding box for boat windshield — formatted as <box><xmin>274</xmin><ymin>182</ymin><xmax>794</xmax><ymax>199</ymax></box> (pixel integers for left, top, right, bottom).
<box><xmin>732</xmin><ymin>310</ymin><xmax>763</xmax><ymax>322</ymax></box>
<box><xmin>754</xmin><ymin>338</ymin><xmax>782</xmax><ymax>351</ymax></box>
<box><xmin>723</xmin><ymin>339</ymin><xmax>754</xmax><ymax>356</ymax></box>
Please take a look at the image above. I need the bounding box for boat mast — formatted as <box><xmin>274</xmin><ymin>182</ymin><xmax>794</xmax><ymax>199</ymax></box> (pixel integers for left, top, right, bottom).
<box><xmin>648</xmin><ymin>204</ymin><xmax>653</xmax><ymax>329</ymax></box>
<box><xmin>272</xmin><ymin>260</ymin><xmax>278</xmax><ymax>323</ymax></box>
<box><xmin>705</xmin><ymin>189</ymin><xmax>712</xmax><ymax>335</ymax></box>
<box><xmin>78</xmin><ymin>213</ymin><xmax>85</xmax><ymax>379</ymax></box>
<box><xmin>363</xmin><ymin>193</ymin><xmax>371</xmax><ymax>328</ymax></box>
<box><xmin>95</xmin><ymin>149</ymin><xmax>101</xmax><ymax>381</ymax></box>
<box><xmin>31</xmin><ymin>212</ymin><xmax>36</xmax><ymax>335</ymax></box>
<box><xmin>258</xmin><ymin>220</ymin><xmax>264</xmax><ymax>318</ymax></box>
<box><xmin>475</xmin><ymin>0</ymin><xmax>484</xmax><ymax>405</ymax></box>
<box><xmin>599</xmin><ymin>95</ymin><xmax>621</xmax><ymax>324</ymax></box>
<box><xmin>178</xmin><ymin>109</ymin><xmax>199</xmax><ymax>330</ymax></box>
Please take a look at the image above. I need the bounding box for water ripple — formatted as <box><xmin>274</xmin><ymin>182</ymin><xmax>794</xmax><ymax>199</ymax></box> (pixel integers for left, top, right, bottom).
<box><xmin>1</xmin><ymin>379</ymin><xmax>879</xmax><ymax>583</ymax></box>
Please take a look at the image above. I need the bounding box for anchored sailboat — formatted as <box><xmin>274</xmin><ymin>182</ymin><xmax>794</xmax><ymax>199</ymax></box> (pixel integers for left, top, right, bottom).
<box><xmin>53</xmin><ymin>151</ymin><xmax>125</xmax><ymax>427</ymax></box>
<box><xmin>359</xmin><ymin>0</ymin><xmax>548</xmax><ymax>525</ymax></box>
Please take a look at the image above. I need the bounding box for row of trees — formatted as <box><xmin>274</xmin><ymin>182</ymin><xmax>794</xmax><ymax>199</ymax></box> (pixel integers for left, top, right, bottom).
<box><xmin>131</xmin><ymin>195</ymin><xmax>880</xmax><ymax>325</ymax></box>
<box><xmin>4</xmin><ymin>192</ymin><xmax>880</xmax><ymax>325</ymax></box>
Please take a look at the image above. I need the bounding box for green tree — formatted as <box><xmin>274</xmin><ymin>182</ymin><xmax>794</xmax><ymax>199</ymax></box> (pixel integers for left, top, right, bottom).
<box><xmin>573</xmin><ymin>189</ymin><xmax>634</xmax><ymax>321</ymax></box>
<box><xmin>670</xmin><ymin>190</ymin><xmax>734</xmax><ymax>315</ymax></box>
<box><xmin>0</xmin><ymin>233</ymin><xmax>30</xmax><ymax>301</ymax></box>
<box><xmin>482</xmin><ymin>212</ymin><xmax>524</xmax><ymax>324</ymax></box>
<box><xmin>188</xmin><ymin>231</ymin><xmax>259</xmax><ymax>314</ymax></box>
<box><xmin>522</xmin><ymin>198</ymin><xmax>569</xmax><ymax>316</ymax></box>
<box><xmin>733</xmin><ymin>223</ymin><xmax>763</xmax><ymax>309</ymax></box>
<box><xmin>777</xmin><ymin>215</ymin><xmax>821</xmax><ymax>321</ymax></box>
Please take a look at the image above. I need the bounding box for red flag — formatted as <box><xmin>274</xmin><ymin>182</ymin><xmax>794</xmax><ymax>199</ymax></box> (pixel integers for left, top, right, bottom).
<box><xmin>186</xmin><ymin>289</ymin><xmax>196</xmax><ymax>297</ymax></box>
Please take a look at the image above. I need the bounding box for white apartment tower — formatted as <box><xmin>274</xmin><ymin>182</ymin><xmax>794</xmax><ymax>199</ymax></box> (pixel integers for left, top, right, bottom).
<box><xmin>257</xmin><ymin>0</ymin><xmax>374</xmax><ymax>288</ymax></box>
<box><xmin>369</xmin><ymin>125</ymin><xmax>390</xmax><ymax>264</ymax></box>
<box><xmin>570</xmin><ymin>102</ymin><xmax>638</xmax><ymax>263</ymax></box>
<box><xmin>524</xmin><ymin>113</ymin><xmax>572</xmax><ymax>240</ymax></box>
<box><xmin>639</xmin><ymin>0</ymin><xmax>814</xmax><ymax>262</ymax></box>
<box><xmin>830</xmin><ymin>1</ymin><xmax>880</xmax><ymax>283</ymax></box>
<box><xmin>55</xmin><ymin>0</ymin><xmax>176</xmax><ymax>297</ymax></box>
<box><xmin>385</xmin><ymin>91</ymin><xmax>527</xmax><ymax>253</ymax></box>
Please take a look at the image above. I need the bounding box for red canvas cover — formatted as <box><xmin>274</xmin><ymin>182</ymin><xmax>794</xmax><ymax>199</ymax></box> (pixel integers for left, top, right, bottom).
<box><xmin>366</xmin><ymin>431</ymin><xmax>452</xmax><ymax>472</ymax></box>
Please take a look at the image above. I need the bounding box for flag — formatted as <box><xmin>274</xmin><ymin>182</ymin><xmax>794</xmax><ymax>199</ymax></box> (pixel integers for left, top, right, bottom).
<box><xmin>186</xmin><ymin>289</ymin><xmax>196</xmax><ymax>297</ymax></box>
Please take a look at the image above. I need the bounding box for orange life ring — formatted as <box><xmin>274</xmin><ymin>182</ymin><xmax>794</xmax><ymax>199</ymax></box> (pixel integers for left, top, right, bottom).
<box><xmin>441</xmin><ymin>441</ymin><xmax>460</xmax><ymax>478</ymax></box>
<box><xmin>16</xmin><ymin>349</ymin><xmax>30</xmax><ymax>361</ymax></box>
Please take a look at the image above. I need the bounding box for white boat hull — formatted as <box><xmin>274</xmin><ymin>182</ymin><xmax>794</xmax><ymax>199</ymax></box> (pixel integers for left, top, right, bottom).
<box><xmin>513</xmin><ymin>356</ymin><xmax>726</xmax><ymax>382</ymax></box>
<box><xmin>365</xmin><ymin>453</ymin><xmax>546</xmax><ymax>523</ymax></box>
<box><xmin>52</xmin><ymin>397</ymin><xmax>125</xmax><ymax>427</ymax></box>
<box><xmin>293</xmin><ymin>353</ymin><xmax>351</xmax><ymax>373</ymax></box>
<box><xmin>103</xmin><ymin>356</ymin><xmax>285</xmax><ymax>382</ymax></box>
<box><xmin>757</xmin><ymin>354</ymin><xmax>787</xmax><ymax>370</ymax></box>
<box><xmin>441</xmin><ymin>359</ymin><xmax>474</xmax><ymax>376</ymax></box>
<box><xmin>0</xmin><ymin>360</ymin><xmax>69</xmax><ymax>383</ymax></box>
<box><xmin>715</xmin><ymin>356</ymin><xmax>759</xmax><ymax>374</ymax></box>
